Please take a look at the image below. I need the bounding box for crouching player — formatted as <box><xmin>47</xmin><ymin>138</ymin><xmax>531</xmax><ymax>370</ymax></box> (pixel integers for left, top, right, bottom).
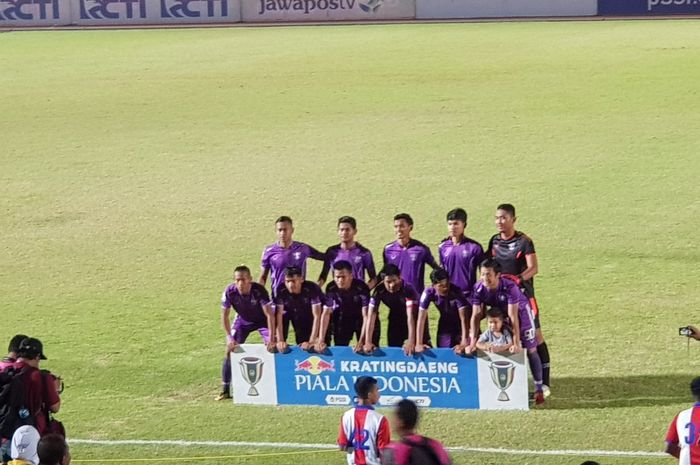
<box><xmin>467</xmin><ymin>259</ymin><xmax>545</xmax><ymax>405</ymax></box>
<box><xmin>274</xmin><ymin>266</ymin><xmax>324</xmax><ymax>353</ymax></box>
<box><xmin>217</xmin><ymin>265</ymin><xmax>276</xmax><ymax>401</ymax></box>
<box><xmin>415</xmin><ymin>269</ymin><xmax>469</xmax><ymax>355</ymax></box>
<box><xmin>338</xmin><ymin>376</ymin><xmax>391</xmax><ymax>465</ymax></box>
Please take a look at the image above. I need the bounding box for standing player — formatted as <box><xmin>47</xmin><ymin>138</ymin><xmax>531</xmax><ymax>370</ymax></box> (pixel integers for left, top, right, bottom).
<box><xmin>665</xmin><ymin>377</ymin><xmax>700</xmax><ymax>464</ymax></box>
<box><xmin>487</xmin><ymin>203</ymin><xmax>551</xmax><ymax>394</ymax></box>
<box><xmin>367</xmin><ymin>264</ymin><xmax>430</xmax><ymax>355</ymax></box>
<box><xmin>338</xmin><ymin>376</ymin><xmax>391</xmax><ymax>465</ymax></box>
<box><xmin>274</xmin><ymin>266</ymin><xmax>324</xmax><ymax>353</ymax></box>
<box><xmin>217</xmin><ymin>265</ymin><xmax>276</xmax><ymax>401</ymax></box>
<box><xmin>468</xmin><ymin>259</ymin><xmax>545</xmax><ymax>405</ymax></box>
<box><xmin>383</xmin><ymin>213</ymin><xmax>439</xmax><ymax>296</ymax></box>
<box><xmin>318</xmin><ymin>216</ymin><xmax>377</xmax><ymax>289</ymax></box>
<box><xmin>438</xmin><ymin>208</ymin><xmax>484</xmax><ymax>298</ymax></box>
<box><xmin>319</xmin><ymin>261</ymin><xmax>376</xmax><ymax>352</ymax></box>
<box><xmin>415</xmin><ymin>269</ymin><xmax>469</xmax><ymax>354</ymax></box>
<box><xmin>260</xmin><ymin>216</ymin><xmax>325</xmax><ymax>297</ymax></box>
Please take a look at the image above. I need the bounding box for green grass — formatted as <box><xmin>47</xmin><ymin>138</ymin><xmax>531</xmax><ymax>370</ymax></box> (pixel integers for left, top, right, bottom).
<box><xmin>2</xmin><ymin>20</ymin><xmax>700</xmax><ymax>465</ymax></box>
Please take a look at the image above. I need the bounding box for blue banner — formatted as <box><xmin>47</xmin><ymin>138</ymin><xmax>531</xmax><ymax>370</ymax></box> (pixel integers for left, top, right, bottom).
<box><xmin>599</xmin><ymin>0</ymin><xmax>700</xmax><ymax>15</ymax></box>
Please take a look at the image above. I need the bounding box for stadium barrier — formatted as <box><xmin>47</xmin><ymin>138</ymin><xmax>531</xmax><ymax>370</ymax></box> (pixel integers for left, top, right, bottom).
<box><xmin>416</xmin><ymin>0</ymin><xmax>597</xmax><ymax>19</ymax></box>
<box><xmin>598</xmin><ymin>0</ymin><xmax>700</xmax><ymax>15</ymax></box>
<box><xmin>240</xmin><ymin>0</ymin><xmax>416</xmax><ymax>22</ymax></box>
<box><xmin>0</xmin><ymin>0</ymin><xmax>71</xmax><ymax>26</ymax></box>
<box><xmin>230</xmin><ymin>344</ymin><xmax>529</xmax><ymax>410</ymax></box>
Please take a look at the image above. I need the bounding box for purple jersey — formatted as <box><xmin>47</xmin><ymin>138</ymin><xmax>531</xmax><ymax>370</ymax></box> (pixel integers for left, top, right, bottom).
<box><xmin>324</xmin><ymin>279</ymin><xmax>370</xmax><ymax>318</ymax></box>
<box><xmin>419</xmin><ymin>285</ymin><xmax>469</xmax><ymax>326</ymax></box>
<box><xmin>470</xmin><ymin>277</ymin><xmax>535</xmax><ymax>342</ymax></box>
<box><xmin>369</xmin><ymin>281</ymin><xmax>419</xmax><ymax>314</ymax></box>
<box><xmin>274</xmin><ymin>281</ymin><xmax>323</xmax><ymax>326</ymax></box>
<box><xmin>383</xmin><ymin>239</ymin><xmax>438</xmax><ymax>295</ymax></box>
<box><xmin>438</xmin><ymin>236</ymin><xmax>484</xmax><ymax>296</ymax></box>
<box><xmin>319</xmin><ymin>243</ymin><xmax>376</xmax><ymax>283</ymax></box>
<box><xmin>261</xmin><ymin>241</ymin><xmax>324</xmax><ymax>294</ymax></box>
<box><xmin>221</xmin><ymin>282</ymin><xmax>271</xmax><ymax>325</ymax></box>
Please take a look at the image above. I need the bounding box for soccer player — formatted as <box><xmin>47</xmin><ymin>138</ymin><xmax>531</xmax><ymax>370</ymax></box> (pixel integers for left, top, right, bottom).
<box><xmin>218</xmin><ymin>265</ymin><xmax>276</xmax><ymax>400</ymax></box>
<box><xmin>381</xmin><ymin>399</ymin><xmax>452</xmax><ymax>465</ymax></box>
<box><xmin>487</xmin><ymin>203</ymin><xmax>551</xmax><ymax>393</ymax></box>
<box><xmin>337</xmin><ymin>376</ymin><xmax>390</xmax><ymax>465</ymax></box>
<box><xmin>665</xmin><ymin>377</ymin><xmax>700</xmax><ymax>464</ymax></box>
<box><xmin>438</xmin><ymin>208</ymin><xmax>484</xmax><ymax>298</ymax></box>
<box><xmin>475</xmin><ymin>307</ymin><xmax>513</xmax><ymax>354</ymax></box>
<box><xmin>319</xmin><ymin>261</ymin><xmax>376</xmax><ymax>352</ymax></box>
<box><xmin>415</xmin><ymin>268</ymin><xmax>469</xmax><ymax>354</ymax></box>
<box><xmin>259</xmin><ymin>216</ymin><xmax>325</xmax><ymax>297</ymax></box>
<box><xmin>274</xmin><ymin>266</ymin><xmax>324</xmax><ymax>353</ymax></box>
<box><xmin>468</xmin><ymin>259</ymin><xmax>545</xmax><ymax>405</ymax></box>
<box><xmin>383</xmin><ymin>213</ymin><xmax>439</xmax><ymax>295</ymax></box>
<box><xmin>318</xmin><ymin>216</ymin><xmax>377</xmax><ymax>289</ymax></box>
<box><xmin>367</xmin><ymin>264</ymin><xmax>431</xmax><ymax>355</ymax></box>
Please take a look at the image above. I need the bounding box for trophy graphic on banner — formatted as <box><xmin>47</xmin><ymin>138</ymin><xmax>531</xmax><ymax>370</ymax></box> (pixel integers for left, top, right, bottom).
<box><xmin>489</xmin><ymin>360</ymin><xmax>515</xmax><ymax>401</ymax></box>
<box><xmin>239</xmin><ymin>356</ymin><xmax>264</xmax><ymax>396</ymax></box>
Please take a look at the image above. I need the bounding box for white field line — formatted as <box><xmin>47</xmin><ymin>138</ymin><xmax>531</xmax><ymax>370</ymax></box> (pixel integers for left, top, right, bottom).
<box><xmin>69</xmin><ymin>439</ymin><xmax>666</xmax><ymax>458</ymax></box>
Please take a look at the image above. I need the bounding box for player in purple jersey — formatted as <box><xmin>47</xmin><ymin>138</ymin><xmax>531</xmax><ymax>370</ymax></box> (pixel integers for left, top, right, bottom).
<box><xmin>259</xmin><ymin>216</ymin><xmax>325</xmax><ymax>296</ymax></box>
<box><xmin>487</xmin><ymin>204</ymin><xmax>551</xmax><ymax>394</ymax></box>
<box><xmin>367</xmin><ymin>264</ymin><xmax>431</xmax><ymax>355</ymax></box>
<box><xmin>319</xmin><ymin>260</ymin><xmax>378</xmax><ymax>352</ymax></box>
<box><xmin>467</xmin><ymin>258</ymin><xmax>545</xmax><ymax>405</ymax></box>
<box><xmin>274</xmin><ymin>266</ymin><xmax>324</xmax><ymax>353</ymax></box>
<box><xmin>415</xmin><ymin>269</ymin><xmax>470</xmax><ymax>354</ymax></box>
<box><xmin>383</xmin><ymin>213</ymin><xmax>439</xmax><ymax>296</ymax></box>
<box><xmin>318</xmin><ymin>216</ymin><xmax>377</xmax><ymax>289</ymax></box>
<box><xmin>217</xmin><ymin>265</ymin><xmax>276</xmax><ymax>400</ymax></box>
<box><xmin>438</xmin><ymin>208</ymin><xmax>484</xmax><ymax>298</ymax></box>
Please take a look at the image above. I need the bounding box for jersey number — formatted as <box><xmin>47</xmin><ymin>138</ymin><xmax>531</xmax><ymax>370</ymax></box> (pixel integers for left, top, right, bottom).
<box><xmin>683</xmin><ymin>422</ymin><xmax>700</xmax><ymax>445</ymax></box>
<box><xmin>349</xmin><ymin>428</ymin><xmax>371</xmax><ymax>450</ymax></box>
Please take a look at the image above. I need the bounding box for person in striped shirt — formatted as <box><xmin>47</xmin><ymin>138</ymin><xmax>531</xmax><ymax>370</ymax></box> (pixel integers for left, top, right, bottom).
<box><xmin>337</xmin><ymin>376</ymin><xmax>391</xmax><ymax>465</ymax></box>
<box><xmin>666</xmin><ymin>377</ymin><xmax>700</xmax><ymax>464</ymax></box>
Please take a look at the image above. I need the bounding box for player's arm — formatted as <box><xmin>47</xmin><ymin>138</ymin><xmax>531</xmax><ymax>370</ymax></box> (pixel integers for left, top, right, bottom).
<box><xmin>262</xmin><ymin>303</ymin><xmax>278</xmax><ymax>352</ymax></box>
<box><xmin>415</xmin><ymin>308</ymin><xmax>428</xmax><ymax>353</ymax></box>
<box><xmin>274</xmin><ymin>304</ymin><xmax>288</xmax><ymax>353</ymax></box>
<box><xmin>664</xmin><ymin>415</ymin><xmax>681</xmax><ymax>458</ymax></box>
<box><xmin>305</xmin><ymin>302</ymin><xmax>322</xmax><ymax>350</ymax></box>
<box><xmin>259</xmin><ymin>267</ymin><xmax>269</xmax><ymax>286</ymax></box>
<box><xmin>358</xmin><ymin>305</ymin><xmax>374</xmax><ymax>353</ymax></box>
<box><xmin>222</xmin><ymin>307</ymin><xmax>236</xmax><ymax>351</ymax></box>
<box><xmin>424</xmin><ymin>245</ymin><xmax>439</xmax><ymax>269</ymax></box>
<box><xmin>364</xmin><ymin>250</ymin><xmax>378</xmax><ymax>289</ymax></box>
<box><xmin>404</xmin><ymin>299</ymin><xmax>416</xmax><ymax>356</ymax></box>
<box><xmin>507</xmin><ymin>303</ymin><xmax>522</xmax><ymax>353</ymax></box>
<box><xmin>309</xmin><ymin>245</ymin><xmax>326</xmax><ymax>262</ymax></box>
<box><xmin>467</xmin><ymin>304</ymin><xmax>483</xmax><ymax>354</ymax></box>
<box><xmin>456</xmin><ymin>305</ymin><xmax>469</xmax><ymax>354</ymax></box>
<box><xmin>665</xmin><ymin>441</ymin><xmax>680</xmax><ymax>459</ymax></box>
<box><xmin>377</xmin><ymin>416</ymin><xmax>391</xmax><ymax>452</ymax></box>
<box><xmin>519</xmin><ymin>253</ymin><xmax>538</xmax><ymax>282</ymax></box>
<box><xmin>317</xmin><ymin>252</ymin><xmax>331</xmax><ymax>287</ymax></box>
<box><xmin>316</xmin><ymin>305</ymin><xmax>332</xmax><ymax>353</ymax></box>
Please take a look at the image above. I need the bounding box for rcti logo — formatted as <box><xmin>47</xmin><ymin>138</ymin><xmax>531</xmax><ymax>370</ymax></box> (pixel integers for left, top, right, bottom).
<box><xmin>294</xmin><ymin>356</ymin><xmax>335</xmax><ymax>375</ymax></box>
<box><xmin>359</xmin><ymin>0</ymin><xmax>382</xmax><ymax>12</ymax></box>
<box><xmin>160</xmin><ymin>0</ymin><xmax>229</xmax><ymax>18</ymax></box>
<box><xmin>0</xmin><ymin>0</ymin><xmax>59</xmax><ymax>21</ymax></box>
<box><xmin>79</xmin><ymin>0</ymin><xmax>146</xmax><ymax>20</ymax></box>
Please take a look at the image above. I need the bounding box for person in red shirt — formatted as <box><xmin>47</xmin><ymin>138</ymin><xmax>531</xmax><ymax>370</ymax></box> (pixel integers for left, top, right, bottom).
<box><xmin>665</xmin><ymin>377</ymin><xmax>700</xmax><ymax>465</ymax></box>
<box><xmin>382</xmin><ymin>399</ymin><xmax>452</xmax><ymax>465</ymax></box>
<box><xmin>0</xmin><ymin>335</ymin><xmax>29</xmax><ymax>372</ymax></box>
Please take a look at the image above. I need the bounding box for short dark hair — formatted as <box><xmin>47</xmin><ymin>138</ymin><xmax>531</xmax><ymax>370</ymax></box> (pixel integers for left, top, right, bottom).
<box><xmin>486</xmin><ymin>307</ymin><xmax>505</xmax><ymax>320</ymax></box>
<box><xmin>396</xmin><ymin>399</ymin><xmax>419</xmax><ymax>430</ymax></box>
<box><xmin>8</xmin><ymin>334</ymin><xmax>28</xmax><ymax>353</ymax></box>
<box><xmin>691</xmin><ymin>377</ymin><xmax>700</xmax><ymax>399</ymax></box>
<box><xmin>337</xmin><ymin>216</ymin><xmax>357</xmax><ymax>229</ymax></box>
<box><xmin>379</xmin><ymin>264</ymin><xmax>401</xmax><ymax>279</ymax></box>
<box><xmin>37</xmin><ymin>434</ymin><xmax>68</xmax><ymax>465</ymax></box>
<box><xmin>430</xmin><ymin>268</ymin><xmax>449</xmax><ymax>284</ymax></box>
<box><xmin>497</xmin><ymin>204</ymin><xmax>516</xmax><ymax>217</ymax></box>
<box><xmin>446</xmin><ymin>208</ymin><xmax>467</xmax><ymax>223</ymax></box>
<box><xmin>580</xmin><ymin>462</ymin><xmax>601</xmax><ymax>465</ymax></box>
<box><xmin>234</xmin><ymin>265</ymin><xmax>251</xmax><ymax>275</ymax></box>
<box><xmin>354</xmin><ymin>376</ymin><xmax>378</xmax><ymax>400</ymax></box>
<box><xmin>480</xmin><ymin>258</ymin><xmax>501</xmax><ymax>273</ymax></box>
<box><xmin>333</xmin><ymin>260</ymin><xmax>353</xmax><ymax>273</ymax></box>
<box><xmin>275</xmin><ymin>216</ymin><xmax>293</xmax><ymax>225</ymax></box>
<box><xmin>285</xmin><ymin>266</ymin><xmax>303</xmax><ymax>278</ymax></box>
<box><xmin>393</xmin><ymin>213</ymin><xmax>413</xmax><ymax>226</ymax></box>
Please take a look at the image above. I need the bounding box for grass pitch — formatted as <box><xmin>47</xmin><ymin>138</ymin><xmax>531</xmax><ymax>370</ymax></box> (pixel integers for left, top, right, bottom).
<box><xmin>2</xmin><ymin>19</ymin><xmax>700</xmax><ymax>465</ymax></box>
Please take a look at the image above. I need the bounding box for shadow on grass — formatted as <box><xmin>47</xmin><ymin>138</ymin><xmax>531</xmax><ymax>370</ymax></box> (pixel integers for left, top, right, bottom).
<box><xmin>547</xmin><ymin>374</ymin><xmax>694</xmax><ymax>409</ymax></box>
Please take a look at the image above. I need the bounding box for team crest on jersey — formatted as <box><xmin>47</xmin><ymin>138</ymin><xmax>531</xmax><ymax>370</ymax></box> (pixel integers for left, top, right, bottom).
<box><xmin>354</xmin><ymin>256</ymin><xmax>362</xmax><ymax>263</ymax></box>
<box><xmin>508</xmin><ymin>243</ymin><xmax>517</xmax><ymax>251</ymax></box>
<box><xmin>389</xmin><ymin>253</ymin><xmax>398</xmax><ymax>260</ymax></box>
<box><xmin>294</xmin><ymin>356</ymin><xmax>335</xmax><ymax>375</ymax></box>
<box><xmin>462</xmin><ymin>249</ymin><xmax>468</xmax><ymax>257</ymax></box>
<box><xmin>410</xmin><ymin>254</ymin><xmax>418</xmax><ymax>262</ymax></box>
<box><xmin>293</xmin><ymin>252</ymin><xmax>301</xmax><ymax>260</ymax></box>
<box><xmin>498</xmin><ymin>294</ymin><xmax>506</xmax><ymax>302</ymax></box>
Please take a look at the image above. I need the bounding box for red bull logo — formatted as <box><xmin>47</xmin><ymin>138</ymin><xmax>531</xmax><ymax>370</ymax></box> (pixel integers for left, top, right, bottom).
<box><xmin>294</xmin><ymin>356</ymin><xmax>335</xmax><ymax>375</ymax></box>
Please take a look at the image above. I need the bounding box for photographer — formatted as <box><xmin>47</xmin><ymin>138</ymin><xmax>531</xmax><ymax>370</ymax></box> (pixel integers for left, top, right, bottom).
<box><xmin>683</xmin><ymin>326</ymin><xmax>700</xmax><ymax>341</ymax></box>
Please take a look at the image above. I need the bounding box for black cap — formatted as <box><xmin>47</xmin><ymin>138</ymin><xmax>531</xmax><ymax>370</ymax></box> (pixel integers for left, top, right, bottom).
<box><xmin>18</xmin><ymin>337</ymin><xmax>47</xmax><ymax>360</ymax></box>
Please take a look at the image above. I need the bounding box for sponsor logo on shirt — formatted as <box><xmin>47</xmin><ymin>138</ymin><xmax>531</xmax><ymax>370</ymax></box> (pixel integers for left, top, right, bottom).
<box><xmin>294</xmin><ymin>356</ymin><xmax>336</xmax><ymax>375</ymax></box>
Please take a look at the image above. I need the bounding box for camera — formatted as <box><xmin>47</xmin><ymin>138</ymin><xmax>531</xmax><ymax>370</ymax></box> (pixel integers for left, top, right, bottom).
<box><xmin>679</xmin><ymin>327</ymin><xmax>695</xmax><ymax>337</ymax></box>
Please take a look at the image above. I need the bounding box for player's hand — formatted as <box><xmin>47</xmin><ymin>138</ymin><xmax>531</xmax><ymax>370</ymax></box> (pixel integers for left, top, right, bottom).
<box><xmin>299</xmin><ymin>341</ymin><xmax>311</xmax><ymax>351</ymax></box>
<box><xmin>227</xmin><ymin>340</ymin><xmax>238</xmax><ymax>351</ymax></box>
<box><xmin>363</xmin><ymin>343</ymin><xmax>375</xmax><ymax>354</ymax></box>
<box><xmin>452</xmin><ymin>344</ymin><xmax>465</xmax><ymax>355</ymax></box>
<box><xmin>415</xmin><ymin>343</ymin><xmax>425</xmax><ymax>354</ymax></box>
<box><xmin>276</xmin><ymin>341</ymin><xmax>289</xmax><ymax>353</ymax></box>
<box><xmin>315</xmin><ymin>341</ymin><xmax>328</xmax><ymax>353</ymax></box>
<box><xmin>266</xmin><ymin>341</ymin><xmax>277</xmax><ymax>353</ymax></box>
<box><xmin>403</xmin><ymin>342</ymin><xmax>414</xmax><ymax>356</ymax></box>
<box><xmin>353</xmin><ymin>341</ymin><xmax>364</xmax><ymax>353</ymax></box>
<box><xmin>465</xmin><ymin>343</ymin><xmax>476</xmax><ymax>355</ymax></box>
<box><xmin>509</xmin><ymin>344</ymin><xmax>522</xmax><ymax>354</ymax></box>
<box><xmin>690</xmin><ymin>326</ymin><xmax>700</xmax><ymax>341</ymax></box>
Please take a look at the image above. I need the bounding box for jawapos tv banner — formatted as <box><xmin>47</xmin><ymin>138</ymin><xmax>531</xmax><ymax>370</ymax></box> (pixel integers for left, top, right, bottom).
<box><xmin>599</xmin><ymin>0</ymin><xmax>700</xmax><ymax>15</ymax></box>
<box><xmin>241</xmin><ymin>0</ymin><xmax>415</xmax><ymax>22</ymax></box>
<box><xmin>70</xmin><ymin>0</ymin><xmax>241</xmax><ymax>25</ymax></box>
<box><xmin>0</xmin><ymin>0</ymin><xmax>70</xmax><ymax>26</ymax></box>
<box><xmin>230</xmin><ymin>345</ymin><xmax>528</xmax><ymax>410</ymax></box>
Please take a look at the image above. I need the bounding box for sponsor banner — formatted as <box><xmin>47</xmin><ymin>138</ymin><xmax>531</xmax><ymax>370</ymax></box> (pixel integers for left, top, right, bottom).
<box><xmin>0</xmin><ymin>0</ymin><xmax>70</xmax><ymax>26</ymax></box>
<box><xmin>599</xmin><ymin>0</ymin><xmax>700</xmax><ymax>15</ymax></box>
<box><xmin>72</xmin><ymin>0</ymin><xmax>241</xmax><ymax>25</ymax></box>
<box><xmin>241</xmin><ymin>0</ymin><xmax>416</xmax><ymax>22</ymax></box>
<box><xmin>231</xmin><ymin>345</ymin><xmax>528</xmax><ymax>410</ymax></box>
<box><xmin>416</xmin><ymin>0</ymin><xmax>596</xmax><ymax>19</ymax></box>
